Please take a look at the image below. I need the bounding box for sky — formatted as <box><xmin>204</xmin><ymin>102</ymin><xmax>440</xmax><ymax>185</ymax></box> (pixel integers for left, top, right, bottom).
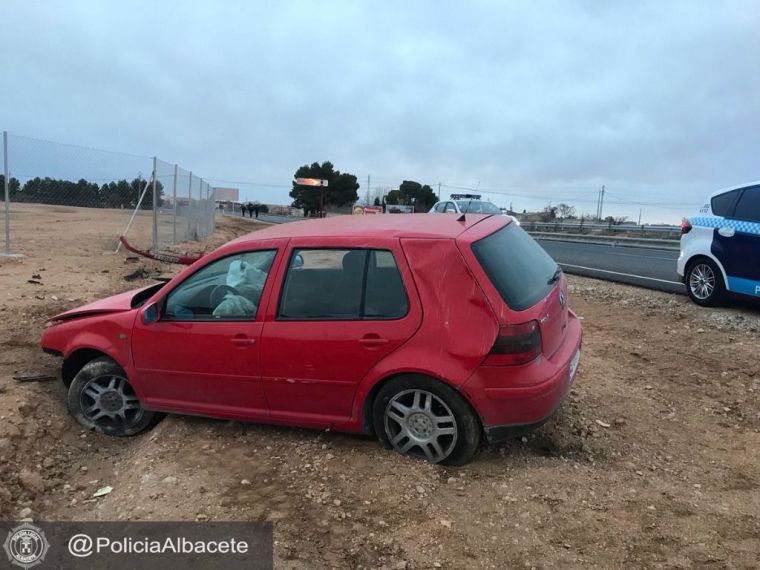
<box><xmin>2</xmin><ymin>1</ymin><xmax>759</xmax><ymax>223</ymax></box>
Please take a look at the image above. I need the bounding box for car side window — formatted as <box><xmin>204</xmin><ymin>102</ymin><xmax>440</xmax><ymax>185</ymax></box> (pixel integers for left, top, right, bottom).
<box><xmin>364</xmin><ymin>250</ymin><xmax>408</xmax><ymax>318</ymax></box>
<box><xmin>733</xmin><ymin>187</ymin><xmax>760</xmax><ymax>223</ymax></box>
<box><xmin>711</xmin><ymin>189</ymin><xmax>742</xmax><ymax>218</ymax></box>
<box><xmin>444</xmin><ymin>202</ymin><xmax>457</xmax><ymax>213</ymax></box>
<box><xmin>163</xmin><ymin>250</ymin><xmax>276</xmax><ymax>321</ymax></box>
<box><xmin>434</xmin><ymin>203</ymin><xmax>446</xmax><ymax>212</ymax></box>
<box><xmin>278</xmin><ymin>248</ymin><xmax>408</xmax><ymax>320</ymax></box>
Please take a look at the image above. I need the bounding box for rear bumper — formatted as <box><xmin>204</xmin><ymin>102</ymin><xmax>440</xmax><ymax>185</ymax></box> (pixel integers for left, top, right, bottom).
<box><xmin>483</xmin><ymin>417</ymin><xmax>552</xmax><ymax>443</ymax></box>
<box><xmin>460</xmin><ymin>313</ymin><xmax>582</xmax><ymax>442</ymax></box>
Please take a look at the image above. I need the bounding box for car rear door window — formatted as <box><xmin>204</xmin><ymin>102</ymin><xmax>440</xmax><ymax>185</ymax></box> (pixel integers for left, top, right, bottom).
<box><xmin>733</xmin><ymin>186</ymin><xmax>760</xmax><ymax>223</ymax></box>
<box><xmin>278</xmin><ymin>248</ymin><xmax>408</xmax><ymax>320</ymax></box>
<box><xmin>364</xmin><ymin>250</ymin><xmax>408</xmax><ymax>318</ymax></box>
<box><xmin>472</xmin><ymin>222</ymin><xmax>558</xmax><ymax>311</ymax></box>
<box><xmin>444</xmin><ymin>202</ymin><xmax>457</xmax><ymax>213</ymax></box>
<box><xmin>711</xmin><ymin>189</ymin><xmax>742</xmax><ymax>217</ymax></box>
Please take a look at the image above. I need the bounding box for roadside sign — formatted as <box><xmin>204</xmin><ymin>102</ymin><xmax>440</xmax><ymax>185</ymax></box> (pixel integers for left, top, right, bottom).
<box><xmin>353</xmin><ymin>206</ymin><xmax>383</xmax><ymax>215</ymax></box>
<box><xmin>295</xmin><ymin>178</ymin><xmax>328</xmax><ymax>187</ymax></box>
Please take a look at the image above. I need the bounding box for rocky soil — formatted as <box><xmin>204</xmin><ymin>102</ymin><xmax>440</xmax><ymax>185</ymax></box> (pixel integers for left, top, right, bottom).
<box><xmin>1</xmin><ymin>210</ymin><xmax>758</xmax><ymax>569</ymax></box>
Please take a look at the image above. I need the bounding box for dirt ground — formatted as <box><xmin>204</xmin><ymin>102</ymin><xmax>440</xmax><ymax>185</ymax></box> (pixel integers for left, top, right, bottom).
<box><xmin>1</xmin><ymin>208</ymin><xmax>759</xmax><ymax>569</ymax></box>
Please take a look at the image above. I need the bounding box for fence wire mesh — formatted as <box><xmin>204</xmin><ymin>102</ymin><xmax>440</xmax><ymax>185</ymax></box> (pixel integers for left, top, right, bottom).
<box><xmin>1</xmin><ymin>132</ymin><xmax>215</xmax><ymax>255</ymax></box>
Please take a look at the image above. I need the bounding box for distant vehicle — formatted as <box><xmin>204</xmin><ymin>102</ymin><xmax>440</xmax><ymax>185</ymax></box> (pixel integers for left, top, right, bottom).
<box><xmin>678</xmin><ymin>182</ymin><xmax>760</xmax><ymax>305</ymax></box>
<box><xmin>430</xmin><ymin>194</ymin><xmax>503</xmax><ymax>215</ymax></box>
<box><xmin>41</xmin><ymin>214</ymin><xmax>580</xmax><ymax>465</ymax></box>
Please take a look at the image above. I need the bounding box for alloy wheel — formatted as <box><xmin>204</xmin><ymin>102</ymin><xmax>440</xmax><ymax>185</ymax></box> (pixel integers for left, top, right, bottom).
<box><xmin>384</xmin><ymin>389</ymin><xmax>458</xmax><ymax>463</ymax></box>
<box><xmin>689</xmin><ymin>263</ymin><xmax>716</xmax><ymax>300</ymax></box>
<box><xmin>80</xmin><ymin>374</ymin><xmax>144</xmax><ymax>430</ymax></box>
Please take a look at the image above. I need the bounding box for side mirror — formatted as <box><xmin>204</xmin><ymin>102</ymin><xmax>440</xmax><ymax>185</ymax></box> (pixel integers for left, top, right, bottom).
<box><xmin>292</xmin><ymin>254</ymin><xmax>304</xmax><ymax>269</ymax></box>
<box><xmin>142</xmin><ymin>302</ymin><xmax>160</xmax><ymax>325</ymax></box>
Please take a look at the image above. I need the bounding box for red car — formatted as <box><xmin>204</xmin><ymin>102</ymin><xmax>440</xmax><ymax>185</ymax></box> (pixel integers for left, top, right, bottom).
<box><xmin>41</xmin><ymin>214</ymin><xmax>581</xmax><ymax>465</ymax></box>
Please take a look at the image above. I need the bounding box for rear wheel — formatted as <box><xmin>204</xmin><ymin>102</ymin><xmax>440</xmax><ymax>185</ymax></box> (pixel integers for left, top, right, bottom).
<box><xmin>67</xmin><ymin>357</ymin><xmax>162</xmax><ymax>436</ymax></box>
<box><xmin>373</xmin><ymin>375</ymin><xmax>481</xmax><ymax>465</ymax></box>
<box><xmin>686</xmin><ymin>258</ymin><xmax>725</xmax><ymax>307</ymax></box>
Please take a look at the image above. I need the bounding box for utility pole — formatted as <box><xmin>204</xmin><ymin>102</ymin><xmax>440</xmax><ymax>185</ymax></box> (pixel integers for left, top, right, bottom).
<box><xmin>638</xmin><ymin>208</ymin><xmax>642</xmax><ymax>225</ymax></box>
<box><xmin>366</xmin><ymin>174</ymin><xmax>371</xmax><ymax>205</ymax></box>
<box><xmin>595</xmin><ymin>188</ymin><xmax>601</xmax><ymax>220</ymax></box>
<box><xmin>437</xmin><ymin>182</ymin><xmax>441</xmax><ymax>200</ymax></box>
<box><xmin>599</xmin><ymin>185</ymin><xmax>605</xmax><ymax>220</ymax></box>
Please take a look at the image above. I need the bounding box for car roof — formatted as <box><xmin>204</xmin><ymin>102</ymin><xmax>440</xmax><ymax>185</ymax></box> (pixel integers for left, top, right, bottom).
<box><xmin>709</xmin><ymin>180</ymin><xmax>760</xmax><ymax>199</ymax></box>
<box><xmin>229</xmin><ymin>213</ymin><xmax>500</xmax><ymax>244</ymax></box>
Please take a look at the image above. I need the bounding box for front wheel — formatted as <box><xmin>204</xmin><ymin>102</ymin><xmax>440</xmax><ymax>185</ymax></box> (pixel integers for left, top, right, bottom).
<box><xmin>373</xmin><ymin>375</ymin><xmax>481</xmax><ymax>465</ymax></box>
<box><xmin>67</xmin><ymin>357</ymin><xmax>162</xmax><ymax>437</ymax></box>
<box><xmin>686</xmin><ymin>258</ymin><xmax>725</xmax><ymax>307</ymax></box>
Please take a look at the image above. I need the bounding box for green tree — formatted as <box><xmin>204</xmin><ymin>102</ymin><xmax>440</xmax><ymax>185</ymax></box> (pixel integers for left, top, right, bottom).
<box><xmin>0</xmin><ymin>175</ymin><xmax>21</xmax><ymax>198</ymax></box>
<box><xmin>136</xmin><ymin>177</ymin><xmax>164</xmax><ymax>209</ymax></box>
<box><xmin>99</xmin><ymin>180</ymin><xmax>133</xmax><ymax>208</ymax></box>
<box><xmin>385</xmin><ymin>180</ymin><xmax>437</xmax><ymax>212</ymax></box>
<box><xmin>385</xmin><ymin>189</ymin><xmax>404</xmax><ymax>205</ymax></box>
<box><xmin>290</xmin><ymin>161</ymin><xmax>359</xmax><ymax>216</ymax></box>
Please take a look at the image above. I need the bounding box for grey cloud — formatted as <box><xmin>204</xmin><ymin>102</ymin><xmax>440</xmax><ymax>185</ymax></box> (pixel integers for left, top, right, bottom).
<box><xmin>1</xmin><ymin>0</ymin><xmax>759</xmax><ymax>222</ymax></box>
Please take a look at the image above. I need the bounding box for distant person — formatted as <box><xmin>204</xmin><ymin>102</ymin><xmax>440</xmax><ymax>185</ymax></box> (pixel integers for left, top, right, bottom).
<box><xmin>240</xmin><ymin>204</ymin><xmax>247</xmax><ymax>217</ymax></box>
<box><xmin>254</xmin><ymin>205</ymin><xmax>260</xmax><ymax>218</ymax></box>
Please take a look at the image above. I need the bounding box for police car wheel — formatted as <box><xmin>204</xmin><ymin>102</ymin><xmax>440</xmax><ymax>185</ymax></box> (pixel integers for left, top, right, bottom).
<box><xmin>686</xmin><ymin>258</ymin><xmax>725</xmax><ymax>307</ymax></box>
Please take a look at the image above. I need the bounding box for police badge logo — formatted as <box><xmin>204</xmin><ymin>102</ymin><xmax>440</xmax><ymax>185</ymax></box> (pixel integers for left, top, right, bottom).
<box><xmin>3</xmin><ymin>523</ymin><xmax>50</xmax><ymax>569</ymax></box>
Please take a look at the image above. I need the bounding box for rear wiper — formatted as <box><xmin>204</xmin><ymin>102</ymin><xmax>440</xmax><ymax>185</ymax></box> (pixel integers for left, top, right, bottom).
<box><xmin>548</xmin><ymin>266</ymin><xmax>562</xmax><ymax>285</ymax></box>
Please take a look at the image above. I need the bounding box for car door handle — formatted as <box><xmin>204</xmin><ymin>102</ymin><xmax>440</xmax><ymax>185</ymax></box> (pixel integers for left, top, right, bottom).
<box><xmin>359</xmin><ymin>336</ymin><xmax>389</xmax><ymax>347</ymax></box>
<box><xmin>230</xmin><ymin>336</ymin><xmax>256</xmax><ymax>347</ymax></box>
<box><xmin>718</xmin><ymin>226</ymin><xmax>735</xmax><ymax>237</ymax></box>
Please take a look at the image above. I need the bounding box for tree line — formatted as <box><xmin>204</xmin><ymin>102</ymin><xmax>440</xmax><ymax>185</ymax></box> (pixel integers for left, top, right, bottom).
<box><xmin>289</xmin><ymin>161</ymin><xmax>438</xmax><ymax>216</ymax></box>
<box><xmin>0</xmin><ymin>175</ymin><xmax>164</xmax><ymax>209</ymax></box>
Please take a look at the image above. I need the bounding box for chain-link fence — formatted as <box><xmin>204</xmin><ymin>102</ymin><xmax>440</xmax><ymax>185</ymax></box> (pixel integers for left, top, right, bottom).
<box><xmin>1</xmin><ymin>131</ymin><xmax>216</xmax><ymax>256</ymax></box>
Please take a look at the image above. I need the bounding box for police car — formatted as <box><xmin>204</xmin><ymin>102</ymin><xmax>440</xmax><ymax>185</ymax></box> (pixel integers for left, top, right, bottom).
<box><xmin>429</xmin><ymin>194</ymin><xmax>503</xmax><ymax>215</ymax></box>
<box><xmin>678</xmin><ymin>182</ymin><xmax>760</xmax><ymax>306</ymax></box>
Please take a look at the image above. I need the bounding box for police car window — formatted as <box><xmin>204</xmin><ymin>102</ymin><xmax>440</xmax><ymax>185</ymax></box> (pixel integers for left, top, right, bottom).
<box><xmin>444</xmin><ymin>202</ymin><xmax>457</xmax><ymax>213</ymax></box>
<box><xmin>733</xmin><ymin>187</ymin><xmax>760</xmax><ymax>223</ymax></box>
<box><xmin>434</xmin><ymin>203</ymin><xmax>446</xmax><ymax>212</ymax></box>
<box><xmin>457</xmin><ymin>200</ymin><xmax>501</xmax><ymax>214</ymax></box>
<box><xmin>163</xmin><ymin>250</ymin><xmax>276</xmax><ymax>321</ymax></box>
<box><xmin>711</xmin><ymin>189</ymin><xmax>741</xmax><ymax>217</ymax></box>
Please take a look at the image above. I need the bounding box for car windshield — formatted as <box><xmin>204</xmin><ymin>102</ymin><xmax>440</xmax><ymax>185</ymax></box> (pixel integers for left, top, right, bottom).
<box><xmin>456</xmin><ymin>200</ymin><xmax>501</xmax><ymax>214</ymax></box>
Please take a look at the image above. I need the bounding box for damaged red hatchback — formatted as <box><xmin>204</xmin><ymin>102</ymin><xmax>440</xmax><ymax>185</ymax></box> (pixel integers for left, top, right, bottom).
<box><xmin>41</xmin><ymin>214</ymin><xmax>581</xmax><ymax>465</ymax></box>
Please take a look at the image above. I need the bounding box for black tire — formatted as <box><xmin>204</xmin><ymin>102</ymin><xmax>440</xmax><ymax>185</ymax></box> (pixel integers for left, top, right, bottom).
<box><xmin>67</xmin><ymin>356</ymin><xmax>162</xmax><ymax>437</ymax></box>
<box><xmin>686</xmin><ymin>257</ymin><xmax>726</xmax><ymax>307</ymax></box>
<box><xmin>372</xmin><ymin>375</ymin><xmax>481</xmax><ymax>466</ymax></box>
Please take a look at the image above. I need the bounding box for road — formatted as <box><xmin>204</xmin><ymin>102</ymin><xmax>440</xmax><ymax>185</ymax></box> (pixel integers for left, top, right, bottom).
<box><xmin>536</xmin><ymin>238</ymin><xmax>685</xmax><ymax>294</ymax></box>
<box><xmin>224</xmin><ymin>212</ymin><xmax>686</xmax><ymax>294</ymax></box>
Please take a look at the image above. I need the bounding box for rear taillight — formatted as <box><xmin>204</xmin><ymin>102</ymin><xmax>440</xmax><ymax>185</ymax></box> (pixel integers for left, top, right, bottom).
<box><xmin>483</xmin><ymin>321</ymin><xmax>542</xmax><ymax>366</ymax></box>
<box><xmin>680</xmin><ymin>218</ymin><xmax>692</xmax><ymax>236</ymax></box>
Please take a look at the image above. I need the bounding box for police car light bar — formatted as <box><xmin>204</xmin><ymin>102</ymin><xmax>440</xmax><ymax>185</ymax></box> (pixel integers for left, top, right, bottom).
<box><xmin>450</xmin><ymin>193</ymin><xmax>481</xmax><ymax>200</ymax></box>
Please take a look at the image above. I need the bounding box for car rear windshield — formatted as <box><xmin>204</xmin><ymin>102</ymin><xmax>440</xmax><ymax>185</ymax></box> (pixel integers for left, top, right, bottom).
<box><xmin>472</xmin><ymin>222</ymin><xmax>559</xmax><ymax>311</ymax></box>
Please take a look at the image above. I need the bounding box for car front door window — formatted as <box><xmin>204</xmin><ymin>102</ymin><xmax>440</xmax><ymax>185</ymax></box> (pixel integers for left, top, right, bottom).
<box><xmin>164</xmin><ymin>250</ymin><xmax>276</xmax><ymax>320</ymax></box>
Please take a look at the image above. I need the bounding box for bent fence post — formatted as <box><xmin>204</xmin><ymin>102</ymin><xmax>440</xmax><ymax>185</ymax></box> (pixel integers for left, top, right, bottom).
<box><xmin>115</xmin><ymin>178</ymin><xmax>152</xmax><ymax>253</ymax></box>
